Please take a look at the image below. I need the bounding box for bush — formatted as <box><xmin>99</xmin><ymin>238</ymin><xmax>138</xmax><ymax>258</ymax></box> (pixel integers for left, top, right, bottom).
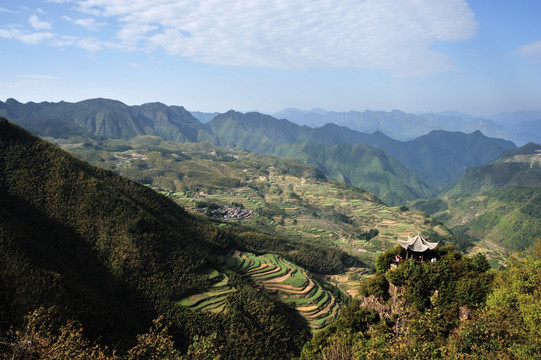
<box><xmin>359</xmin><ymin>272</ymin><xmax>390</xmax><ymax>300</ymax></box>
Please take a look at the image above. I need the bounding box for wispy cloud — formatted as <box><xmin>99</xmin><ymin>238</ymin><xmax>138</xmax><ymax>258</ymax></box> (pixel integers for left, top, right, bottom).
<box><xmin>29</xmin><ymin>14</ymin><xmax>52</xmax><ymax>30</ymax></box>
<box><xmin>63</xmin><ymin>16</ymin><xmax>106</xmax><ymax>30</ymax></box>
<box><xmin>72</xmin><ymin>0</ymin><xmax>477</xmax><ymax>77</ymax></box>
<box><xmin>5</xmin><ymin>0</ymin><xmax>479</xmax><ymax>77</ymax></box>
<box><xmin>515</xmin><ymin>40</ymin><xmax>541</xmax><ymax>64</ymax></box>
<box><xmin>0</xmin><ymin>7</ymin><xmax>16</xmax><ymax>13</ymax></box>
<box><xmin>0</xmin><ymin>28</ymin><xmax>54</xmax><ymax>44</ymax></box>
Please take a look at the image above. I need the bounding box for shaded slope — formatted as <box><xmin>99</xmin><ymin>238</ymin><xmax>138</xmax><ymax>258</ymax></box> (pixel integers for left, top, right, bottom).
<box><xmin>0</xmin><ymin>118</ymin><xmax>309</xmax><ymax>358</ymax></box>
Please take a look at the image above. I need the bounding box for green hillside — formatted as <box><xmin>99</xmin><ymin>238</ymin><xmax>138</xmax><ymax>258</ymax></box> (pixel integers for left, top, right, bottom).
<box><xmin>0</xmin><ymin>118</ymin><xmax>312</xmax><ymax>359</ymax></box>
<box><xmin>2</xmin><ymin>99</ymin><xmax>516</xmax><ymax>205</ymax></box>
<box><xmin>0</xmin><ymin>98</ymin><xmax>220</xmax><ymax>144</ymax></box>
<box><xmin>299</xmin><ymin>244</ymin><xmax>541</xmax><ymax>359</ymax></box>
<box><xmin>208</xmin><ymin>110</ymin><xmax>514</xmax><ymax>203</ymax></box>
<box><xmin>274</xmin><ymin>141</ymin><xmax>436</xmax><ymax>204</ymax></box>
<box><xmin>412</xmin><ymin>143</ymin><xmax>541</xmax><ymax>255</ymax></box>
<box><xmin>45</xmin><ymin>134</ymin><xmax>458</xmax><ymax>295</ymax></box>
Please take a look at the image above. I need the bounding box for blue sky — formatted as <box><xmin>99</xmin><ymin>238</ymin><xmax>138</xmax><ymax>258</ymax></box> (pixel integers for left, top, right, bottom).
<box><xmin>0</xmin><ymin>0</ymin><xmax>540</xmax><ymax>116</ymax></box>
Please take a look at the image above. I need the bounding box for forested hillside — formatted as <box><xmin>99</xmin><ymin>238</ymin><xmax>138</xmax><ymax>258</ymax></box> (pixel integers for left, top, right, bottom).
<box><xmin>45</xmin><ymin>135</ymin><xmax>459</xmax><ymax>279</ymax></box>
<box><xmin>299</xmin><ymin>242</ymin><xmax>541</xmax><ymax>359</ymax></box>
<box><xmin>0</xmin><ymin>118</ymin><xmax>314</xmax><ymax>359</ymax></box>
<box><xmin>0</xmin><ymin>116</ymin><xmax>538</xmax><ymax>359</ymax></box>
<box><xmin>412</xmin><ymin>143</ymin><xmax>541</xmax><ymax>253</ymax></box>
<box><xmin>273</xmin><ymin>141</ymin><xmax>436</xmax><ymax>204</ymax></box>
<box><xmin>0</xmin><ymin>98</ymin><xmax>220</xmax><ymax>144</ymax></box>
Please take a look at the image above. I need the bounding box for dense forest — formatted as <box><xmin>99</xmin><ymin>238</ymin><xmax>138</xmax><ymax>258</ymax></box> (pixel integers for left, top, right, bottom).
<box><xmin>0</xmin><ymin>118</ymin><xmax>314</xmax><ymax>359</ymax></box>
<box><xmin>299</xmin><ymin>243</ymin><xmax>541</xmax><ymax>359</ymax></box>
<box><xmin>1</xmin><ymin>116</ymin><xmax>540</xmax><ymax>359</ymax></box>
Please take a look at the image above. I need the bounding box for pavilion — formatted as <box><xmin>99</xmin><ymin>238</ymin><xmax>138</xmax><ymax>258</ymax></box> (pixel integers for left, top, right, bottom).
<box><xmin>399</xmin><ymin>234</ymin><xmax>439</xmax><ymax>261</ymax></box>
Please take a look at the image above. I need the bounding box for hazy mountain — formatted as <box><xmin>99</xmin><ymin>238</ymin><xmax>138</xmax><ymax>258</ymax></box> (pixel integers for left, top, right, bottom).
<box><xmin>189</xmin><ymin>110</ymin><xmax>220</xmax><ymax>123</ymax></box>
<box><xmin>274</xmin><ymin>107</ymin><xmax>538</xmax><ymax>145</ymax></box>
<box><xmin>492</xmin><ymin>110</ymin><xmax>541</xmax><ymax>126</ymax></box>
<box><xmin>272</xmin><ymin>108</ymin><xmax>329</xmax><ymax>127</ymax></box>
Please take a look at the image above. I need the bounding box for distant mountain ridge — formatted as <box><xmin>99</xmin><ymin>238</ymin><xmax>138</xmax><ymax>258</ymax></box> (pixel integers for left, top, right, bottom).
<box><xmin>0</xmin><ymin>98</ymin><xmax>221</xmax><ymax>145</ymax></box>
<box><xmin>1</xmin><ymin>98</ymin><xmax>518</xmax><ymax>204</ymax></box>
<box><xmin>209</xmin><ymin>110</ymin><xmax>515</xmax><ymax>200</ymax></box>
<box><xmin>273</xmin><ymin>108</ymin><xmax>540</xmax><ymax>145</ymax></box>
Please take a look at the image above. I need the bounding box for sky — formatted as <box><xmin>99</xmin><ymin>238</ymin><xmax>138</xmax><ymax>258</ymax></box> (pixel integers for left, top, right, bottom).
<box><xmin>0</xmin><ymin>0</ymin><xmax>540</xmax><ymax>116</ymax></box>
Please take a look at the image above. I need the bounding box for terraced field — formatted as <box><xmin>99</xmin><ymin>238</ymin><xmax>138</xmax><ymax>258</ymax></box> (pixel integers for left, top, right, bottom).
<box><xmin>168</xmin><ymin>172</ymin><xmax>447</xmax><ymax>293</ymax></box>
<box><xmin>177</xmin><ymin>251</ymin><xmax>343</xmax><ymax>330</ymax></box>
<box><xmin>176</xmin><ymin>268</ymin><xmax>236</xmax><ymax>313</ymax></box>
<box><xmin>56</xmin><ymin>139</ymin><xmax>451</xmax><ymax>299</ymax></box>
<box><xmin>227</xmin><ymin>251</ymin><xmax>343</xmax><ymax>330</ymax></box>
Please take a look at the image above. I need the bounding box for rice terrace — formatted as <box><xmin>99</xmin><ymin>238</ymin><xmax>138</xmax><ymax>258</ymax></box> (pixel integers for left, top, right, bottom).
<box><xmin>177</xmin><ymin>251</ymin><xmax>344</xmax><ymax>330</ymax></box>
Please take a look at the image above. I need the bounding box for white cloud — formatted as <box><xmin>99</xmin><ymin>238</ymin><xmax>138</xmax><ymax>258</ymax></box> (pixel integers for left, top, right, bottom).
<box><xmin>51</xmin><ymin>34</ymin><xmax>78</xmax><ymax>46</ymax></box>
<box><xmin>75</xmin><ymin>37</ymin><xmax>113</xmax><ymax>51</ymax></box>
<box><xmin>71</xmin><ymin>0</ymin><xmax>477</xmax><ymax>76</ymax></box>
<box><xmin>515</xmin><ymin>40</ymin><xmax>541</xmax><ymax>64</ymax></box>
<box><xmin>63</xmin><ymin>16</ymin><xmax>106</xmax><ymax>30</ymax></box>
<box><xmin>0</xmin><ymin>28</ymin><xmax>54</xmax><ymax>44</ymax></box>
<box><xmin>7</xmin><ymin>0</ymin><xmax>478</xmax><ymax>77</ymax></box>
<box><xmin>29</xmin><ymin>14</ymin><xmax>52</xmax><ymax>30</ymax></box>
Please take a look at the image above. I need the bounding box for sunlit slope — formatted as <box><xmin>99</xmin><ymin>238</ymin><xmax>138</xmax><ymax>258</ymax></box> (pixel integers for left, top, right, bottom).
<box><xmin>412</xmin><ymin>143</ymin><xmax>541</xmax><ymax>256</ymax></box>
<box><xmin>51</xmin><ymin>136</ymin><xmax>451</xmax><ymax>274</ymax></box>
<box><xmin>178</xmin><ymin>251</ymin><xmax>344</xmax><ymax>330</ymax></box>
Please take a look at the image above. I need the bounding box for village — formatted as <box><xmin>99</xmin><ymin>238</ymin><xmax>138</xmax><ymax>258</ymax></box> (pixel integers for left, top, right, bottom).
<box><xmin>194</xmin><ymin>205</ymin><xmax>254</xmax><ymax>221</ymax></box>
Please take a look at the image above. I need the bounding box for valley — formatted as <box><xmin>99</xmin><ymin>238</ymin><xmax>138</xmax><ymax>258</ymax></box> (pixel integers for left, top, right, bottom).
<box><xmin>49</xmin><ymin>135</ymin><xmax>452</xmax><ymax>296</ymax></box>
<box><xmin>0</xmin><ymin>102</ymin><xmax>539</xmax><ymax>359</ymax></box>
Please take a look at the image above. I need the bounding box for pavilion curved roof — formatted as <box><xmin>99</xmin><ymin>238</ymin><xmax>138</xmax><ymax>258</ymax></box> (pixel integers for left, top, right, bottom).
<box><xmin>399</xmin><ymin>234</ymin><xmax>438</xmax><ymax>252</ymax></box>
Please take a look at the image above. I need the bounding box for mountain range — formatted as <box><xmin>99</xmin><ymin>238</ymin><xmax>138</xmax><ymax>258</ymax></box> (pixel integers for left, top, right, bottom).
<box><xmin>0</xmin><ymin>98</ymin><xmax>221</xmax><ymax>145</ymax></box>
<box><xmin>412</xmin><ymin>142</ymin><xmax>541</xmax><ymax>252</ymax></box>
<box><xmin>271</xmin><ymin>108</ymin><xmax>541</xmax><ymax>145</ymax></box>
<box><xmin>207</xmin><ymin>110</ymin><xmax>515</xmax><ymax>200</ymax></box>
<box><xmin>1</xmin><ymin>99</ymin><xmax>540</xmax><ymax>358</ymax></box>
<box><xmin>0</xmin><ymin>98</ymin><xmax>518</xmax><ymax>204</ymax></box>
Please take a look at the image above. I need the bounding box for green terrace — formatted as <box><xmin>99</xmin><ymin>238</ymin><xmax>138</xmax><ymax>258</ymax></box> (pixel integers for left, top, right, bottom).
<box><xmin>177</xmin><ymin>251</ymin><xmax>345</xmax><ymax>330</ymax></box>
